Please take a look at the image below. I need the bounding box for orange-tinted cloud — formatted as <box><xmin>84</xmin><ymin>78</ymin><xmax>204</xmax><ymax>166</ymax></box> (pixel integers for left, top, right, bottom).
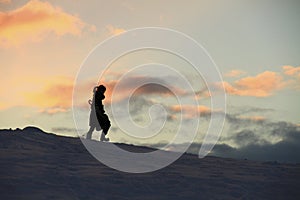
<box><xmin>224</xmin><ymin>69</ymin><xmax>246</xmax><ymax>77</ymax></box>
<box><xmin>38</xmin><ymin>107</ymin><xmax>68</xmax><ymax>115</ymax></box>
<box><xmin>25</xmin><ymin>77</ymin><xmax>74</xmax><ymax>108</ymax></box>
<box><xmin>100</xmin><ymin>75</ymin><xmax>187</xmax><ymax>103</ymax></box>
<box><xmin>0</xmin><ymin>0</ymin><xmax>93</xmax><ymax>47</ymax></box>
<box><xmin>195</xmin><ymin>89</ymin><xmax>211</xmax><ymax>100</ymax></box>
<box><xmin>170</xmin><ymin>104</ymin><xmax>211</xmax><ymax>119</ymax></box>
<box><xmin>106</xmin><ymin>25</ymin><xmax>126</xmax><ymax>35</ymax></box>
<box><xmin>20</xmin><ymin>76</ymin><xmax>98</xmax><ymax>111</ymax></box>
<box><xmin>0</xmin><ymin>0</ymin><xmax>11</xmax><ymax>4</ymax></box>
<box><xmin>220</xmin><ymin>71</ymin><xmax>285</xmax><ymax>97</ymax></box>
<box><xmin>171</xmin><ymin>104</ymin><xmax>211</xmax><ymax>113</ymax></box>
<box><xmin>238</xmin><ymin>115</ymin><xmax>266</xmax><ymax>122</ymax></box>
<box><xmin>283</xmin><ymin>66</ymin><xmax>300</xmax><ymax>78</ymax></box>
<box><xmin>282</xmin><ymin>66</ymin><xmax>300</xmax><ymax>90</ymax></box>
<box><xmin>24</xmin><ymin>74</ymin><xmax>179</xmax><ymax>111</ymax></box>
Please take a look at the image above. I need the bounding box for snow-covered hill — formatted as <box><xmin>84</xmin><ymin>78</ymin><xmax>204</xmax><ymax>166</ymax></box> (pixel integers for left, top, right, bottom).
<box><xmin>0</xmin><ymin>127</ymin><xmax>299</xmax><ymax>199</ymax></box>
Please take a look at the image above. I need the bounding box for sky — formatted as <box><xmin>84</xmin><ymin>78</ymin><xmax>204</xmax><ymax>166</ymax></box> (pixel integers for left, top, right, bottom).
<box><xmin>1</xmin><ymin>0</ymin><xmax>300</xmax><ymax>162</ymax></box>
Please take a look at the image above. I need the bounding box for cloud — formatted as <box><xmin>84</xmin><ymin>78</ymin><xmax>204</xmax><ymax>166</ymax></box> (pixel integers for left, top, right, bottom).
<box><xmin>211</xmin><ymin>137</ymin><xmax>300</xmax><ymax>163</ymax></box>
<box><xmin>25</xmin><ymin>77</ymin><xmax>74</xmax><ymax>108</ymax></box>
<box><xmin>127</xmin><ymin>96</ymin><xmax>155</xmax><ymax>115</ymax></box>
<box><xmin>0</xmin><ymin>75</ymin><xmax>96</xmax><ymax>111</ymax></box>
<box><xmin>220</xmin><ymin>71</ymin><xmax>285</xmax><ymax>97</ymax></box>
<box><xmin>134</xmin><ymin>83</ymin><xmax>177</xmax><ymax>96</ymax></box>
<box><xmin>38</xmin><ymin>107</ymin><xmax>69</xmax><ymax>115</ymax></box>
<box><xmin>171</xmin><ymin>104</ymin><xmax>211</xmax><ymax>114</ymax></box>
<box><xmin>195</xmin><ymin>88</ymin><xmax>211</xmax><ymax>99</ymax></box>
<box><xmin>215</xmin><ymin>122</ymin><xmax>300</xmax><ymax>162</ymax></box>
<box><xmin>227</xmin><ymin>129</ymin><xmax>267</xmax><ymax>147</ymax></box>
<box><xmin>0</xmin><ymin>0</ymin><xmax>11</xmax><ymax>4</ymax></box>
<box><xmin>38</xmin><ymin>74</ymin><xmax>188</xmax><ymax>112</ymax></box>
<box><xmin>225</xmin><ymin>113</ymin><xmax>268</xmax><ymax>132</ymax></box>
<box><xmin>237</xmin><ymin>115</ymin><xmax>266</xmax><ymax>122</ymax></box>
<box><xmin>152</xmin><ymin>122</ymin><xmax>300</xmax><ymax>163</ymax></box>
<box><xmin>224</xmin><ymin>113</ymin><xmax>300</xmax><ymax>147</ymax></box>
<box><xmin>170</xmin><ymin>104</ymin><xmax>211</xmax><ymax>119</ymax></box>
<box><xmin>224</xmin><ymin>69</ymin><xmax>246</xmax><ymax>77</ymax></box>
<box><xmin>102</xmin><ymin>75</ymin><xmax>187</xmax><ymax>103</ymax></box>
<box><xmin>282</xmin><ymin>66</ymin><xmax>300</xmax><ymax>89</ymax></box>
<box><xmin>282</xmin><ymin>66</ymin><xmax>300</xmax><ymax>77</ymax></box>
<box><xmin>229</xmin><ymin>106</ymin><xmax>274</xmax><ymax>115</ymax></box>
<box><xmin>106</xmin><ymin>25</ymin><xmax>126</xmax><ymax>35</ymax></box>
<box><xmin>0</xmin><ymin>0</ymin><xmax>93</xmax><ymax>47</ymax></box>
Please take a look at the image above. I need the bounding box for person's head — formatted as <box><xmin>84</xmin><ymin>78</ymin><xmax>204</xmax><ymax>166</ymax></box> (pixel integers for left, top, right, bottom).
<box><xmin>97</xmin><ymin>85</ymin><xmax>106</xmax><ymax>93</ymax></box>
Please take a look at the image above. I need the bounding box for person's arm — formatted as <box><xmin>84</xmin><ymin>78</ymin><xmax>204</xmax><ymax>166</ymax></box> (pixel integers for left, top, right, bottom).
<box><xmin>93</xmin><ymin>86</ymin><xmax>98</xmax><ymax>93</ymax></box>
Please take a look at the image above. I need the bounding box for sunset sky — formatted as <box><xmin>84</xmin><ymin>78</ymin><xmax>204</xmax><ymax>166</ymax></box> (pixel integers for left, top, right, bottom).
<box><xmin>1</xmin><ymin>0</ymin><xmax>300</xmax><ymax>161</ymax></box>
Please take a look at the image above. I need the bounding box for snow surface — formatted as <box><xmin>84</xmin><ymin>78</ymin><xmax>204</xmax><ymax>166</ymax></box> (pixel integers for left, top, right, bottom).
<box><xmin>0</xmin><ymin>127</ymin><xmax>300</xmax><ymax>199</ymax></box>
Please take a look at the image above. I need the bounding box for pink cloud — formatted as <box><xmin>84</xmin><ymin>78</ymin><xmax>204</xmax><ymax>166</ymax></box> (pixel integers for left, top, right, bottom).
<box><xmin>220</xmin><ymin>71</ymin><xmax>285</xmax><ymax>97</ymax></box>
<box><xmin>0</xmin><ymin>0</ymin><xmax>93</xmax><ymax>47</ymax></box>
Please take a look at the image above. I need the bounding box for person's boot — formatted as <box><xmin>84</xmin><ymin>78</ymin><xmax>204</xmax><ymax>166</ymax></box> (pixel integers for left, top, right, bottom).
<box><xmin>100</xmin><ymin>132</ymin><xmax>109</xmax><ymax>142</ymax></box>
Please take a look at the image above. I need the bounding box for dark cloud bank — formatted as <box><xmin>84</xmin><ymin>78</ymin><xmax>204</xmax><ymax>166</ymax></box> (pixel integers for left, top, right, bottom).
<box><xmin>125</xmin><ymin>98</ymin><xmax>300</xmax><ymax>163</ymax></box>
<box><xmin>152</xmin><ymin>120</ymin><xmax>300</xmax><ymax>163</ymax></box>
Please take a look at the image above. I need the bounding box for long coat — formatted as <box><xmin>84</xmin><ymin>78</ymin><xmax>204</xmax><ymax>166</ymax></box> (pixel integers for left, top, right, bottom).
<box><xmin>89</xmin><ymin>90</ymin><xmax>111</xmax><ymax>133</ymax></box>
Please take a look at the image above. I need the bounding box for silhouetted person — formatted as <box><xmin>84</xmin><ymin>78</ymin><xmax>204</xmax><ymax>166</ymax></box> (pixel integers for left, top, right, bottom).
<box><xmin>86</xmin><ymin>85</ymin><xmax>111</xmax><ymax>141</ymax></box>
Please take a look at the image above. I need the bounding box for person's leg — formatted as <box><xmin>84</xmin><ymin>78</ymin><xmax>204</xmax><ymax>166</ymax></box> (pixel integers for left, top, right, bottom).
<box><xmin>100</xmin><ymin>130</ymin><xmax>109</xmax><ymax>141</ymax></box>
<box><xmin>103</xmin><ymin>114</ymin><xmax>111</xmax><ymax>135</ymax></box>
<box><xmin>100</xmin><ymin>124</ymin><xmax>110</xmax><ymax>141</ymax></box>
<box><xmin>86</xmin><ymin>126</ymin><xmax>95</xmax><ymax>139</ymax></box>
<box><xmin>98</xmin><ymin>114</ymin><xmax>109</xmax><ymax>141</ymax></box>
